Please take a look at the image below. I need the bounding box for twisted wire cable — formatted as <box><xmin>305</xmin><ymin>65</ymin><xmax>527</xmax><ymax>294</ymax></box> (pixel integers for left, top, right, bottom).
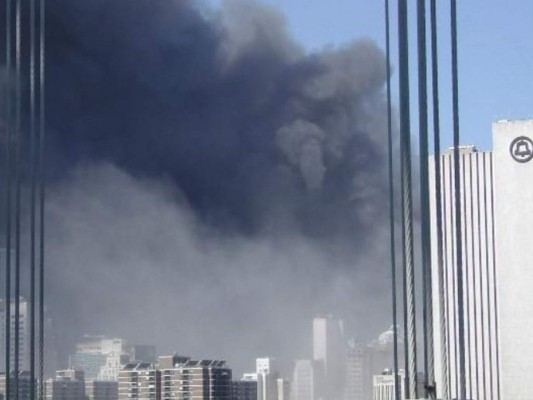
<box><xmin>397</xmin><ymin>0</ymin><xmax>417</xmax><ymax>397</ymax></box>
<box><xmin>384</xmin><ymin>0</ymin><xmax>401</xmax><ymax>398</ymax></box>
<box><xmin>4</xmin><ymin>1</ymin><xmax>13</xmax><ymax>397</ymax></box>
<box><xmin>30</xmin><ymin>0</ymin><xmax>38</xmax><ymax>398</ymax></box>
<box><xmin>416</xmin><ymin>0</ymin><xmax>436</xmax><ymax>397</ymax></box>
<box><xmin>450</xmin><ymin>0</ymin><xmax>467</xmax><ymax>397</ymax></box>
<box><xmin>38</xmin><ymin>0</ymin><xmax>47</xmax><ymax>396</ymax></box>
<box><xmin>14</xmin><ymin>0</ymin><xmax>22</xmax><ymax>396</ymax></box>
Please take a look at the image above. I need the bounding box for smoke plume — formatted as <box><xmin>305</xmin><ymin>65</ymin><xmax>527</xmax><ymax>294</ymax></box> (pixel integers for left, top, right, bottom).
<box><xmin>1</xmin><ymin>0</ymin><xmax>394</xmax><ymax>375</ymax></box>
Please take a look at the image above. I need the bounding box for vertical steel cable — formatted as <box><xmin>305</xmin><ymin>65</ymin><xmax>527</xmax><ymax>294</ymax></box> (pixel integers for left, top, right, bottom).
<box><xmin>384</xmin><ymin>1</ymin><xmax>400</xmax><ymax>399</ymax></box>
<box><xmin>30</xmin><ymin>0</ymin><xmax>38</xmax><ymax>398</ymax></box>
<box><xmin>450</xmin><ymin>0</ymin><xmax>466</xmax><ymax>398</ymax></box>
<box><xmin>4</xmin><ymin>1</ymin><xmax>13</xmax><ymax>397</ymax></box>
<box><xmin>38</xmin><ymin>0</ymin><xmax>46</xmax><ymax>396</ymax></box>
<box><xmin>397</xmin><ymin>0</ymin><xmax>417</xmax><ymax>397</ymax></box>
<box><xmin>416</xmin><ymin>0</ymin><xmax>435</xmax><ymax>397</ymax></box>
<box><xmin>429</xmin><ymin>2</ymin><xmax>449</xmax><ymax>392</ymax></box>
<box><xmin>14</xmin><ymin>0</ymin><xmax>22</xmax><ymax>397</ymax></box>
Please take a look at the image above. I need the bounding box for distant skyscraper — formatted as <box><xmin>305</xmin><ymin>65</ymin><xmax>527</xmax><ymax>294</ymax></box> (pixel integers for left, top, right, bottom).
<box><xmin>45</xmin><ymin>370</ymin><xmax>86</xmax><ymax>400</ymax></box>
<box><xmin>127</xmin><ymin>345</ymin><xmax>157</xmax><ymax>364</ymax></box>
<box><xmin>86</xmin><ymin>380</ymin><xmax>119</xmax><ymax>400</ymax></box>
<box><xmin>0</xmin><ymin>371</ymin><xmax>35</xmax><ymax>400</ymax></box>
<box><xmin>69</xmin><ymin>336</ymin><xmax>129</xmax><ymax>381</ymax></box>
<box><xmin>276</xmin><ymin>379</ymin><xmax>290</xmax><ymax>400</ymax></box>
<box><xmin>256</xmin><ymin>358</ymin><xmax>279</xmax><ymax>400</ymax></box>
<box><xmin>312</xmin><ymin>316</ymin><xmax>344</xmax><ymax>400</ymax></box>
<box><xmin>292</xmin><ymin>360</ymin><xmax>321</xmax><ymax>400</ymax></box>
<box><xmin>372</xmin><ymin>370</ymin><xmax>405</xmax><ymax>400</ymax></box>
<box><xmin>233</xmin><ymin>374</ymin><xmax>258</xmax><ymax>400</ymax></box>
<box><xmin>0</xmin><ymin>297</ymin><xmax>57</xmax><ymax>377</ymax></box>
<box><xmin>344</xmin><ymin>341</ymin><xmax>366</xmax><ymax>400</ymax></box>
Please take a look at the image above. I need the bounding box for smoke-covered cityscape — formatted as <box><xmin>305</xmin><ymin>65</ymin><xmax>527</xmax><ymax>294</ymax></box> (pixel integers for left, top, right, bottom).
<box><xmin>1</xmin><ymin>1</ymin><xmax>533</xmax><ymax>400</ymax></box>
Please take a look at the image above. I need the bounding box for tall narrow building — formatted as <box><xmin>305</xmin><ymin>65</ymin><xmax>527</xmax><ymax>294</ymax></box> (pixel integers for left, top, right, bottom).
<box><xmin>312</xmin><ymin>316</ymin><xmax>344</xmax><ymax>400</ymax></box>
<box><xmin>430</xmin><ymin>145</ymin><xmax>499</xmax><ymax>400</ymax></box>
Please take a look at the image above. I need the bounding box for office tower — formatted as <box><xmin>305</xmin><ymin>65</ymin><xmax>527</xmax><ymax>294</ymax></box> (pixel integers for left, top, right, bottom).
<box><xmin>0</xmin><ymin>371</ymin><xmax>35</xmax><ymax>400</ymax></box>
<box><xmin>372</xmin><ymin>370</ymin><xmax>405</xmax><ymax>400</ymax></box>
<box><xmin>128</xmin><ymin>345</ymin><xmax>157</xmax><ymax>364</ymax></box>
<box><xmin>86</xmin><ymin>380</ymin><xmax>119</xmax><ymax>400</ymax></box>
<box><xmin>344</xmin><ymin>340</ymin><xmax>366</xmax><ymax>400</ymax></box>
<box><xmin>256</xmin><ymin>358</ymin><xmax>279</xmax><ymax>400</ymax></box>
<box><xmin>0</xmin><ymin>298</ymin><xmax>30</xmax><ymax>372</ymax></box>
<box><xmin>429</xmin><ymin>145</ymin><xmax>499</xmax><ymax>400</ymax></box>
<box><xmin>292</xmin><ymin>360</ymin><xmax>322</xmax><ymax>400</ymax></box>
<box><xmin>158</xmin><ymin>356</ymin><xmax>232</xmax><ymax>400</ymax></box>
<box><xmin>118</xmin><ymin>363</ymin><xmax>160</xmax><ymax>400</ymax></box>
<box><xmin>69</xmin><ymin>336</ymin><xmax>129</xmax><ymax>381</ymax></box>
<box><xmin>493</xmin><ymin>120</ymin><xmax>533</xmax><ymax>400</ymax></box>
<box><xmin>0</xmin><ymin>297</ymin><xmax>57</xmax><ymax>377</ymax></box>
<box><xmin>312</xmin><ymin>316</ymin><xmax>344</xmax><ymax>400</ymax></box>
<box><xmin>430</xmin><ymin>121</ymin><xmax>533</xmax><ymax>399</ymax></box>
<box><xmin>233</xmin><ymin>374</ymin><xmax>258</xmax><ymax>400</ymax></box>
<box><xmin>276</xmin><ymin>379</ymin><xmax>290</xmax><ymax>400</ymax></box>
<box><xmin>45</xmin><ymin>370</ymin><xmax>86</xmax><ymax>400</ymax></box>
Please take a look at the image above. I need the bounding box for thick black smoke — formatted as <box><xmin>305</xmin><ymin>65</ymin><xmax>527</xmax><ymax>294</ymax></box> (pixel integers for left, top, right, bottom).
<box><xmin>45</xmin><ymin>0</ymin><xmax>388</xmax><ymax>237</ymax></box>
<box><xmin>1</xmin><ymin>0</ymin><xmax>394</xmax><ymax>375</ymax></box>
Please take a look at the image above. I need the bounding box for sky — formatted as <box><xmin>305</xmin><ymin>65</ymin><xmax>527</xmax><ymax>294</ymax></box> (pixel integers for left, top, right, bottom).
<box><xmin>208</xmin><ymin>0</ymin><xmax>533</xmax><ymax>151</ymax></box>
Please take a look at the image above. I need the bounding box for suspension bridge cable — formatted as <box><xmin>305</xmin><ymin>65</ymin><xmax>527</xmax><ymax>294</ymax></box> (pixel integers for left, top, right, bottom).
<box><xmin>397</xmin><ymin>0</ymin><xmax>417</xmax><ymax>397</ymax></box>
<box><xmin>384</xmin><ymin>1</ymin><xmax>400</xmax><ymax>399</ymax></box>
<box><xmin>450</xmin><ymin>0</ymin><xmax>467</xmax><ymax>397</ymax></box>
<box><xmin>30</xmin><ymin>0</ymin><xmax>38</xmax><ymax>398</ymax></box>
<box><xmin>38</xmin><ymin>0</ymin><xmax>47</xmax><ymax>397</ymax></box>
<box><xmin>4</xmin><ymin>1</ymin><xmax>13</xmax><ymax>397</ymax></box>
<box><xmin>14</xmin><ymin>0</ymin><xmax>22</xmax><ymax>396</ymax></box>
<box><xmin>429</xmin><ymin>0</ymin><xmax>450</xmax><ymax>397</ymax></box>
<box><xmin>416</xmin><ymin>0</ymin><xmax>436</xmax><ymax>397</ymax></box>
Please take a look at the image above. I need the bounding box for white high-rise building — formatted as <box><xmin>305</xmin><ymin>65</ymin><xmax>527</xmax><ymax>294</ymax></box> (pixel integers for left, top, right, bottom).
<box><xmin>493</xmin><ymin>120</ymin><xmax>533</xmax><ymax>400</ymax></box>
<box><xmin>429</xmin><ymin>145</ymin><xmax>499</xmax><ymax>400</ymax></box>
<box><xmin>292</xmin><ymin>360</ymin><xmax>321</xmax><ymax>400</ymax></box>
<box><xmin>429</xmin><ymin>119</ymin><xmax>533</xmax><ymax>400</ymax></box>
<box><xmin>0</xmin><ymin>298</ymin><xmax>30</xmax><ymax>372</ymax></box>
<box><xmin>69</xmin><ymin>336</ymin><xmax>129</xmax><ymax>381</ymax></box>
<box><xmin>256</xmin><ymin>358</ymin><xmax>279</xmax><ymax>400</ymax></box>
<box><xmin>372</xmin><ymin>370</ymin><xmax>405</xmax><ymax>400</ymax></box>
<box><xmin>312</xmin><ymin>316</ymin><xmax>344</xmax><ymax>400</ymax></box>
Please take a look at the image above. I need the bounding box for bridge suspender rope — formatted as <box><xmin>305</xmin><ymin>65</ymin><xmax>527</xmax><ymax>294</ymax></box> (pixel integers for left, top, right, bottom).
<box><xmin>397</xmin><ymin>0</ymin><xmax>418</xmax><ymax>398</ymax></box>
<box><xmin>4</xmin><ymin>1</ymin><xmax>13</xmax><ymax>398</ymax></box>
<box><xmin>384</xmin><ymin>1</ymin><xmax>401</xmax><ymax>399</ymax></box>
<box><xmin>38</xmin><ymin>0</ymin><xmax>47</xmax><ymax>397</ymax></box>
<box><xmin>430</xmin><ymin>1</ymin><xmax>451</xmax><ymax>397</ymax></box>
<box><xmin>450</xmin><ymin>1</ymin><xmax>467</xmax><ymax>398</ymax></box>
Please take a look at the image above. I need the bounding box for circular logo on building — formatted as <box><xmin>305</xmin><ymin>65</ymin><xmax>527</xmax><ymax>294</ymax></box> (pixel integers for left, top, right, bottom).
<box><xmin>510</xmin><ymin>136</ymin><xmax>533</xmax><ymax>163</ymax></box>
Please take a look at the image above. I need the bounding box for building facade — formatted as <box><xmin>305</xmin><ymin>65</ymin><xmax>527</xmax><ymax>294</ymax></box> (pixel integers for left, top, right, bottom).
<box><xmin>118</xmin><ymin>363</ymin><xmax>160</xmax><ymax>400</ymax></box>
<box><xmin>292</xmin><ymin>360</ymin><xmax>321</xmax><ymax>400</ymax></box>
<box><xmin>372</xmin><ymin>370</ymin><xmax>405</xmax><ymax>400</ymax></box>
<box><xmin>86</xmin><ymin>380</ymin><xmax>119</xmax><ymax>400</ymax></box>
<box><xmin>45</xmin><ymin>370</ymin><xmax>86</xmax><ymax>400</ymax></box>
<box><xmin>429</xmin><ymin>120</ymin><xmax>533</xmax><ymax>400</ymax></box>
<box><xmin>493</xmin><ymin>120</ymin><xmax>533</xmax><ymax>400</ymax></box>
<box><xmin>69</xmin><ymin>336</ymin><xmax>129</xmax><ymax>381</ymax></box>
<box><xmin>429</xmin><ymin>146</ymin><xmax>499</xmax><ymax>400</ymax></box>
<box><xmin>312</xmin><ymin>316</ymin><xmax>344</xmax><ymax>400</ymax></box>
<box><xmin>232</xmin><ymin>374</ymin><xmax>258</xmax><ymax>400</ymax></box>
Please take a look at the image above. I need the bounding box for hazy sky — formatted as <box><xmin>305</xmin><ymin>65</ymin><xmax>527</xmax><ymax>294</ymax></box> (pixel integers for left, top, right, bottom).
<box><xmin>208</xmin><ymin>0</ymin><xmax>533</xmax><ymax>151</ymax></box>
